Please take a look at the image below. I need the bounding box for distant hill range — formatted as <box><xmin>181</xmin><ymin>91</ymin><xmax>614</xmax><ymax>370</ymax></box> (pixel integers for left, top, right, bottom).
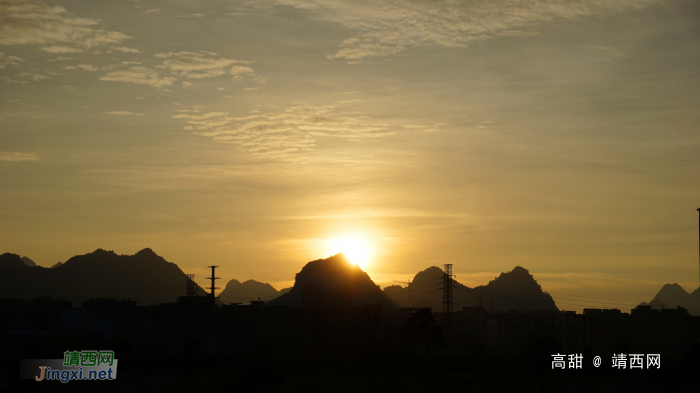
<box><xmin>384</xmin><ymin>266</ymin><xmax>559</xmax><ymax>313</ymax></box>
<box><xmin>218</xmin><ymin>279</ymin><xmax>291</xmax><ymax>304</ymax></box>
<box><xmin>639</xmin><ymin>283</ymin><xmax>700</xmax><ymax>315</ymax></box>
<box><xmin>2</xmin><ymin>248</ymin><xmax>559</xmax><ymax>312</ymax></box>
<box><xmin>268</xmin><ymin>253</ymin><xmax>395</xmax><ymax>309</ymax></box>
<box><xmin>0</xmin><ymin>248</ymin><xmax>208</xmax><ymax>306</ymax></box>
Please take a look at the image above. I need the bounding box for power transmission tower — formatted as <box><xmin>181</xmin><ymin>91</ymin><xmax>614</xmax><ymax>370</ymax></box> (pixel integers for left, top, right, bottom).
<box><xmin>442</xmin><ymin>263</ymin><xmax>453</xmax><ymax>340</ymax></box>
<box><xmin>206</xmin><ymin>266</ymin><xmax>220</xmax><ymax>304</ymax></box>
<box><xmin>186</xmin><ymin>274</ymin><xmax>196</xmax><ymax>297</ymax></box>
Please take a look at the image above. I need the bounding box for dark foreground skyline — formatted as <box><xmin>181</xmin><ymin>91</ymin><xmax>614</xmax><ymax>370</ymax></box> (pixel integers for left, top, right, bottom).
<box><xmin>2</xmin><ymin>0</ymin><xmax>700</xmax><ymax>304</ymax></box>
<box><xmin>2</xmin><ymin>250</ymin><xmax>699</xmax><ymax>391</ymax></box>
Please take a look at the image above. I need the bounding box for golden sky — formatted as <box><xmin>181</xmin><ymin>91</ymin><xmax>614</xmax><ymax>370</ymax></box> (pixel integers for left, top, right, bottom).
<box><xmin>1</xmin><ymin>0</ymin><xmax>699</xmax><ymax>311</ymax></box>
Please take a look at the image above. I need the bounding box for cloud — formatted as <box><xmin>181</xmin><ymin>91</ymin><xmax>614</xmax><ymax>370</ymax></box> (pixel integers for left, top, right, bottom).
<box><xmin>0</xmin><ymin>1</ymin><xmax>130</xmax><ymax>52</ymax></box>
<box><xmin>268</xmin><ymin>0</ymin><xmax>661</xmax><ymax>60</ymax></box>
<box><xmin>29</xmin><ymin>73</ymin><xmax>49</xmax><ymax>81</ymax></box>
<box><xmin>230</xmin><ymin>65</ymin><xmax>255</xmax><ymax>81</ymax></box>
<box><xmin>175</xmin><ymin>13</ymin><xmax>206</xmax><ymax>18</ymax></box>
<box><xmin>40</xmin><ymin>46</ymin><xmax>82</xmax><ymax>53</ymax></box>
<box><xmin>156</xmin><ymin>51</ymin><xmax>253</xmax><ymax>79</ymax></box>
<box><xmin>0</xmin><ymin>76</ymin><xmax>28</xmax><ymax>83</ymax></box>
<box><xmin>172</xmin><ymin>111</ymin><xmax>228</xmax><ymax>120</ymax></box>
<box><xmin>172</xmin><ymin>103</ymin><xmax>443</xmax><ymax>157</ymax></box>
<box><xmin>76</xmin><ymin>64</ymin><xmax>98</xmax><ymax>71</ymax></box>
<box><xmin>0</xmin><ymin>51</ymin><xmax>22</xmax><ymax>68</ymax></box>
<box><xmin>102</xmin><ymin>52</ymin><xmax>259</xmax><ymax>89</ymax></box>
<box><xmin>47</xmin><ymin>56</ymin><xmax>72</xmax><ymax>62</ymax></box>
<box><xmin>112</xmin><ymin>46</ymin><xmax>141</xmax><ymax>53</ymax></box>
<box><xmin>0</xmin><ymin>152</ymin><xmax>40</xmax><ymax>161</ymax></box>
<box><xmin>400</xmin><ymin>123</ymin><xmax>444</xmax><ymax>132</ymax></box>
<box><xmin>3</xmin><ymin>72</ymin><xmax>51</xmax><ymax>83</ymax></box>
<box><xmin>104</xmin><ymin>111</ymin><xmax>144</xmax><ymax>116</ymax></box>
<box><xmin>100</xmin><ymin>66</ymin><xmax>177</xmax><ymax>88</ymax></box>
<box><xmin>583</xmin><ymin>45</ymin><xmax>629</xmax><ymax>62</ymax></box>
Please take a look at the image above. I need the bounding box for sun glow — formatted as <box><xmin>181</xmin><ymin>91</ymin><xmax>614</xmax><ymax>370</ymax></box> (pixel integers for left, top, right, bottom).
<box><xmin>328</xmin><ymin>234</ymin><xmax>371</xmax><ymax>269</ymax></box>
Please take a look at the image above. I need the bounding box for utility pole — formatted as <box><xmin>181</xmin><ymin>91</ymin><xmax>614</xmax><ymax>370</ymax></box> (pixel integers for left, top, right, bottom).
<box><xmin>442</xmin><ymin>264</ymin><xmax>453</xmax><ymax>340</ymax></box>
<box><xmin>206</xmin><ymin>266</ymin><xmax>220</xmax><ymax>305</ymax></box>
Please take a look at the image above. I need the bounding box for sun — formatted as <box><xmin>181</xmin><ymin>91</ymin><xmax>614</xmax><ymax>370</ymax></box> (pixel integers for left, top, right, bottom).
<box><xmin>328</xmin><ymin>234</ymin><xmax>371</xmax><ymax>269</ymax></box>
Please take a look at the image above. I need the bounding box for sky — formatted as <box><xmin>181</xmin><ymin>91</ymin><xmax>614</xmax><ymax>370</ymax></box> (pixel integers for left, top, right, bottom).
<box><xmin>2</xmin><ymin>0</ymin><xmax>699</xmax><ymax>312</ymax></box>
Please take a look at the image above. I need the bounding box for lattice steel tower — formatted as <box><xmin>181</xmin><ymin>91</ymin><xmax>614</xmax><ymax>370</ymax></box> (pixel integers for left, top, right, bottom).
<box><xmin>186</xmin><ymin>274</ymin><xmax>196</xmax><ymax>297</ymax></box>
<box><xmin>442</xmin><ymin>263</ymin><xmax>454</xmax><ymax>340</ymax></box>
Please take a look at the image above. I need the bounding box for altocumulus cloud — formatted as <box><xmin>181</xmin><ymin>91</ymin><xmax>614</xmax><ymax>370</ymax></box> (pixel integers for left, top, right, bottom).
<box><xmin>100</xmin><ymin>51</ymin><xmax>260</xmax><ymax>89</ymax></box>
<box><xmin>100</xmin><ymin>67</ymin><xmax>177</xmax><ymax>89</ymax></box>
<box><xmin>0</xmin><ymin>152</ymin><xmax>40</xmax><ymax>161</ymax></box>
<box><xmin>0</xmin><ymin>0</ymin><xmax>131</xmax><ymax>53</ymax></box>
<box><xmin>173</xmin><ymin>103</ymin><xmax>443</xmax><ymax>157</ymax></box>
<box><xmin>155</xmin><ymin>51</ymin><xmax>252</xmax><ymax>79</ymax></box>
<box><xmin>0</xmin><ymin>51</ymin><xmax>22</xmax><ymax>68</ymax></box>
<box><xmin>268</xmin><ymin>0</ymin><xmax>661</xmax><ymax>60</ymax></box>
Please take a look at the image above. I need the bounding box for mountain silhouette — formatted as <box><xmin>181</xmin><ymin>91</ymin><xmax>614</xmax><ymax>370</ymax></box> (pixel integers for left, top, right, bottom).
<box><xmin>384</xmin><ymin>266</ymin><xmax>558</xmax><ymax>312</ymax></box>
<box><xmin>218</xmin><ymin>278</ymin><xmax>289</xmax><ymax>304</ymax></box>
<box><xmin>639</xmin><ymin>283</ymin><xmax>700</xmax><ymax>315</ymax></box>
<box><xmin>267</xmin><ymin>253</ymin><xmax>395</xmax><ymax>308</ymax></box>
<box><xmin>0</xmin><ymin>248</ymin><xmax>207</xmax><ymax>305</ymax></box>
<box><xmin>21</xmin><ymin>256</ymin><xmax>36</xmax><ymax>267</ymax></box>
